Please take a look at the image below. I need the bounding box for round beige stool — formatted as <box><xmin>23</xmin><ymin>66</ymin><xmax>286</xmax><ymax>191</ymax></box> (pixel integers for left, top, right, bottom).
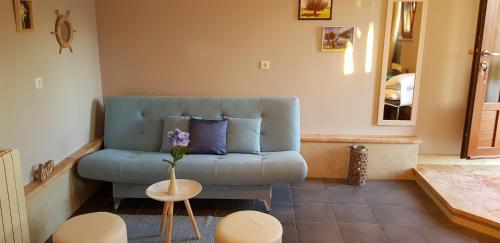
<box><xmin>53</xmin><ymin>212</ymin><xmax>127</xmax><ymax>243</ymax></box>
<box><xmin>215</xmin><ymin>210</ymin><xmax>282</xmax><ymax>243</ymax></box>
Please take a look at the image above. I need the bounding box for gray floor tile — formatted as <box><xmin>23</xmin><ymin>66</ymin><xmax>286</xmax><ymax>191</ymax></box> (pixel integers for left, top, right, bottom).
<box><xmin>395</xmin><ymin>189</ymin><xmax>433</xmax><ymax>207</ymax></box>
<box><xmin>322</xmin><ymin>179</ymin><xmax>361</xmax><ymax>190</ymax></box>
<box><xmin>469</xmin><ymin>230</ymin><xmax>500</xmax><ymax>243</ymax></box>
<box><xmin>138</xmin><ymin>199</ymin><xmax>164</xmax><ymax>215</ymax></box>
<box><xmin>296</xmin><ymin>222</ymin><xmax>342</xmax><ymax>243</ymax></box>
<box><xmin>215</xmin><ymin>200</ymin><xmax>255</xmax><ymax>217</ymax></box>
<box><xmin>291</xmin><ymin>188</ymin><xmax>327</xmax><ymax>203</ymax></box>
<box><xmin>73</xmin><ymin>198</ymin><xmax>112</xmax><ymax>216</ymax></box>
<box><xmin>408</xmin><ymin>205</ymin><xmax>454</xmax><ymax>227</ymax></box>
<box><xmin>290</xmin><ymin>178</ymin><xmax>323</xmax><ymax>189</ymax></box>
<box><xmin>282</xmin><ymin>222</ymin><xmax>299</xmax><ymax>243</ymax></box>
<box><xmin>293</xmin><ymin>203</ymin><xmax>334</xmax><ymax>222</ymax></box>
<box><xmin>326</xmin><ymin>189</ymin><xmax>366</xmax><ymax>205</ymax></box>
<box><xmin>370</xmin><ymin>205</ymin><xmax>421</xmax><ymax>226</ymax></box>
<box><xmin>269</xmin><ymin>203</ymin><xmax>295</xmax><ymax>222</ymax></box>
<box><xmin>272</xmin><ymin>187</ymin><xmax>292</xmax><ymax>203</ymax></box>
<box><xmin>98</xmin><ymin>199</ymin><xmax>117</xmax><ymax>213</ymax></box>
<box><xmin>381</xmin><ymin>225</ymin><xmax>431</xmax><ymax>243</ymax></box>
<box><xmin>338</xmin><ymin>223</ymin><xmax>389</xmax><ymax>243</ymax></box>
<box><xmin>273</xmin><ymin>182</ymin><xmax>290</xmax><ymax>189</ymax></box>
<box><xmin>360</xmin><ymin>189</ymin><xmax>403</xmax><ymax>206</ymax></box>
<box><xmin>254</xmin><ymin>200</ymin><xmax>268</xmax><ymax>213</ymax></box>
<box><xmin>423</xmin><ymin>226</ymin><xmax>478</xmax><ymax>243</ymax></box>
<box><xmin>73</xmin><ymin>179</ymin><xmax>494</xmax><ymax>243</ymax></box>
<box><xmin>331</xmin><ymin>204</ymin><xmax>376</xmax><ymax>223</ymax></box>
<box><xmin>116</xmin><ymin>198</ymin><xmax>144</xmax><ymax>214</ymax></box>
<box><xmin>359</xmin><ymin>180</ymin><xmax>398</xmax><ymax>190</ymax></box>
<box><xmin>390</xmin><ymin>180</ymin><xmax>422</xmax><ymax>191</ymax></box>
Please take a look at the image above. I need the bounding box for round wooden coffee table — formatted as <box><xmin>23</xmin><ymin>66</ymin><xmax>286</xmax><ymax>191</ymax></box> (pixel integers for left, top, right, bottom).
<box><xmin>146</xmin><ymin>179</ymin><xmax>203</xmax><ymax>243</ymax></box>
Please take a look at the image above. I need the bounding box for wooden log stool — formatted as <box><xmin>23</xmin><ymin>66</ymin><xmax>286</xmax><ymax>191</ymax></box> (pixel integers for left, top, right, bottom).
<box><xmin>53</xmin><ymin>212</ymin><xmax>127</xmax><ymax>243</ymax></box>
<box><xmin>215</xmin><ymin>210</ymin><xmax>282</xmax><ymax>243</ymax></box>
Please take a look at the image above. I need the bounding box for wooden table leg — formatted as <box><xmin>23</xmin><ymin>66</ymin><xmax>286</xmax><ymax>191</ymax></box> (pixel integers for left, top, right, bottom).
<box><xmin>166</xmin><ymin>202</ymin><xmax>174</xmax><ymax>243</ymax></box>
<box><xmin>160</xmin><ymin>202</ymin><xmax>170</xmax><ymax>236</ymax></box>
<box><xmin>184</xmin><ymin>199</ymin><xmax>201</xmax><ymax>239</ymax></box>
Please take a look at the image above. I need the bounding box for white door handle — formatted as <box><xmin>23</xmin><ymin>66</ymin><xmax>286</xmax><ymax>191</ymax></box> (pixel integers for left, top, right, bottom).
<box><xmin>482</xmin><ymin>50</ymin><xmax>500</xmax><ymax>56</ymax></box>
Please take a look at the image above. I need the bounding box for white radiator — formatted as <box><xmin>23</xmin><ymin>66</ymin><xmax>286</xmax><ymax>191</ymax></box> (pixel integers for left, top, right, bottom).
<box><xmin>0</xmin><ymin>149</ymin><xmax>30</xmax><ymax>243</ymax></box>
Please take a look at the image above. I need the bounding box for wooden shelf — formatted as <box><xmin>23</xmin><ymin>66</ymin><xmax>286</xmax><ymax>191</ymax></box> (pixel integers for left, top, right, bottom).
<box><xmin>24</xmin><ymin>138</ymin><xmax>103</xmax><ymax>197</ymax></box>
<box><xmin>301</xmin><ymin>134</ymin><xmax>422</xmax><ymax>144</ymax></box>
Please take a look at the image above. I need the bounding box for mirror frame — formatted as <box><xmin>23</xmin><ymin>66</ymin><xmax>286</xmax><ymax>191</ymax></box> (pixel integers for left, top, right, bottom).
<box><xmin>377</xmin><ymin>0</ymin><xmax>428</xmax><ymax>126</ymax></box>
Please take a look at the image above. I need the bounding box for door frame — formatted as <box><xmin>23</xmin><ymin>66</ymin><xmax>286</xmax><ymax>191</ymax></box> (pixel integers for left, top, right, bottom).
<box><xmin>461</xmin><ymin>0</ymin><xmax>499</xmax><ymax>158</ymax></box>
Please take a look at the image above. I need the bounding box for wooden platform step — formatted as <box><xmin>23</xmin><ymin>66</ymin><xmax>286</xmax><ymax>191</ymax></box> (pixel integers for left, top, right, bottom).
<box><xmin>414</xmin><ymin>165</ymin><xmax>500</xmax><ymax>239</ymax></box>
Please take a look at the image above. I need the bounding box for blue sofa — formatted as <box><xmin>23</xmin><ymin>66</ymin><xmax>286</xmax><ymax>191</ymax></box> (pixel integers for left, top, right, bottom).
<box><xmin>78</xmin><ymin>96</ymin><xmax>308</xmax><ymax>211</ymax></box>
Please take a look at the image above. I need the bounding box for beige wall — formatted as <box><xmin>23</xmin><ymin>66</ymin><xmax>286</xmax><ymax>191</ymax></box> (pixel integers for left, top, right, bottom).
<box><xmin>303</xmin><ymin>142</ymin><xmax>419</xmax><ymax>179</ymax></box>
<box><xmin>95</xmin><ymin>0</ymin><xmax>479</xmax><ymax>155</ymax></box>
<box><xmin>416</xmin><ymin>0</ymin><xmax>479</xmax><ymax>154</ymax></box>
<box><xmin>0</xmin><ymin>0</ymin><xmax>103</xmax><ymax>184</ymax></box>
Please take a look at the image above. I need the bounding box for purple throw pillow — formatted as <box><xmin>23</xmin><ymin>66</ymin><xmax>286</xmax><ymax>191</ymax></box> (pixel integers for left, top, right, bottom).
<box><xmin>188</xmin><ymin>118</ymin><xmax>228</xmax><ymax>155</ymax></box>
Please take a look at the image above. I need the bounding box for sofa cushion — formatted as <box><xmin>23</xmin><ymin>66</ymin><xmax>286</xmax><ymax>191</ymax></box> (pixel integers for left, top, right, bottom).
<box><xmin>103</xmin><ymin>96</ymin><xmax>300</xmax><ymax>152</ymax></box>
<box><xmin>78</xmin><ymin>149</ymin><xmax>307</xmax><ymax>185</ymax></box>
<box><xmin>188</xmin><ymin>118</ymin><xmax>228</xmax><ymax>155</ymax></box>
<box><xmin>226</xmin><ymin>117</ymin><xmax>261</xmax><ymax>154</ymax></box>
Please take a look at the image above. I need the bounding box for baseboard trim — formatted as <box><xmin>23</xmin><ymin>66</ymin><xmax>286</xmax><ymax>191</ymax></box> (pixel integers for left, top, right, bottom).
<box><xmin>414</xmin><ymin>169</ymin><xmax>500</xmax><ymax>239</ymax></box>
<box><xmin>301</xmin><ymin>134</ymin><xmax>422</xmax><ymax>144</ymax></box>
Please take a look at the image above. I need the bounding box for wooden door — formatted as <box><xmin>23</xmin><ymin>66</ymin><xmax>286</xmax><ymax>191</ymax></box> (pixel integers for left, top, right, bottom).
<box><xmin>463</xmin><ymin>0</ymin><xmax>500</xmax><ymax>158</ymax></box>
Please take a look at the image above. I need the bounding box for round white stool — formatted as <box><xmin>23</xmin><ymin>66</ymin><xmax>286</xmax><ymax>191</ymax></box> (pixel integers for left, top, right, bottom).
<box><xmin>215</xmin><ymin>210</ymin><xmax>282</xmax><ymax>243</ymax></box>
<box><xmin>53</xmin><ymin>212</ymin><xmax>127</xmax><ymax>243</ymax></box>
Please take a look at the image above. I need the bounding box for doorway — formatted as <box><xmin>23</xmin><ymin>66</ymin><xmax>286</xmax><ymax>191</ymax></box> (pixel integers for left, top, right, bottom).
<box><xmin>462</xmin><ymin>0</ymin><xmax>500</xmax><ymax>158</ymax></box>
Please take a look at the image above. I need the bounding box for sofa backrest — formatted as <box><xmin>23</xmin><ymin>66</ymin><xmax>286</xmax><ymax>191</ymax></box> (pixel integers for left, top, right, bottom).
<box><xmin>104</xmin><ymin>96</ymin><xmax>300</xmax><ymax>152</ymax></box>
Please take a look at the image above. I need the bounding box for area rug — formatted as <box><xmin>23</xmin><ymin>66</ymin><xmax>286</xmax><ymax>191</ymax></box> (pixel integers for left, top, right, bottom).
<box><xmin>120</xmin><ymin>214</ymin><xmax>221</xmax><ymax>243</ymax></box>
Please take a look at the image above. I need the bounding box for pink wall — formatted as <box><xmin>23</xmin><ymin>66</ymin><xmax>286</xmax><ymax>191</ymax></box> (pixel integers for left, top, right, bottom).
<box><xmin>95</xmin><ymin>0</ymin><xmax>478</xmax><ymax>154</ymax></box>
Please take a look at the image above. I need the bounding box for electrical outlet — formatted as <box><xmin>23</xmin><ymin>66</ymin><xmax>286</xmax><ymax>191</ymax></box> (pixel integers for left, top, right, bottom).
<box><xmin>34</xmin><ymin>77</ymin><xmax>43</xmax><ymax>90</ymax></box>
<box><xmin>260</xmin><ymin>61</ymin><xmax>270</xmax><ymax>70</ymax></box>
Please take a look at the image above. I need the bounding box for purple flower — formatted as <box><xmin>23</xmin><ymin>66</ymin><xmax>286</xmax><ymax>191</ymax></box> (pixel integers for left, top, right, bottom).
<box><xmin>167</xmin><ymin>128</ymin><xmax>190</xmax><ymax>147</ymax></box>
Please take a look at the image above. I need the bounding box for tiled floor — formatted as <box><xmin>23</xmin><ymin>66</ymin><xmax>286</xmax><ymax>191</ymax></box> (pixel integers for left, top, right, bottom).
<box><xmin>73</xmin><ymin>179</ymin><xmax>499</xmax><ymax>243</ymax></box>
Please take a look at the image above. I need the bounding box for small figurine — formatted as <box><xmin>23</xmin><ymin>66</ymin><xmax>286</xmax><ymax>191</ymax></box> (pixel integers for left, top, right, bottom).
<box><xmin>33</xmin><ymin>160</ymin><xmax>55</xmax><ymax>182</ymax></box>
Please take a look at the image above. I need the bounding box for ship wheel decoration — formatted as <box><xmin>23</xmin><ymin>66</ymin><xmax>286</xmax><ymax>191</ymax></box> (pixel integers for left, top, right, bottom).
<box><xmin>51</xmin><ymin>10</ymin><xmax>76</xmax><ymax>54</ymax></box>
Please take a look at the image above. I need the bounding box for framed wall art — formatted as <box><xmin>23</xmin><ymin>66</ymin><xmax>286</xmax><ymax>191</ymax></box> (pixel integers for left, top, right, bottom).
<box><xmin>298</xmin><ymin>0</ymin><xmax>332</xmax><ymax>20</ymax></box>
<box><xmin>13</xmin><ymin>0</ymin><xmax>34</xmax><ymax>32</ymax></box>
<box><xmin>321</xmin><ymin>26</ymin><xmax>355</xmax><ymax>52</ymax></box>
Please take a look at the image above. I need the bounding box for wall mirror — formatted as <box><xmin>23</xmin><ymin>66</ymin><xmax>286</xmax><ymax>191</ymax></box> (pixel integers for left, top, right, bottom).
<box><xmin>378</xmin><ymin>0</ymin><xmax>428</xmax><ymax>126</ymax></box>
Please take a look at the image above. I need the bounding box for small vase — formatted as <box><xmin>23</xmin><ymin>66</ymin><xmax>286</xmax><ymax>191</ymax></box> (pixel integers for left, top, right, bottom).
<box><xmin>167</xmin><ymin>167</ymin><xmax>179</xmax><ymax>195</ymax></box>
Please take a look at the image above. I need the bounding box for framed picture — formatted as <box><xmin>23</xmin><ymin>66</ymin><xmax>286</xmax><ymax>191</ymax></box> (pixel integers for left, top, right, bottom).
<box><xmin>298</xmin><ymin>0</ymin><xmax>332</xmax><ymax>20</ymax></box>
<box><xmin>400</xmin><ymin>2</ymin><xmax>417</xmax><ymax>40</ymax></box>
<box><xmin>13</xmin><ymin>0</ymin><xmax>34</xmax><ymax>32</ymax></box>
<box><xmin>321</xmin><ymin>26</ymin><xmax>355</xmax><ymax>52</ymax></box>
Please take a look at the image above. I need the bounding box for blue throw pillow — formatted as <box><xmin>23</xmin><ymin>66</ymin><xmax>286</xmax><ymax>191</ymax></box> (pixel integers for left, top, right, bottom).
<box><xmin>188</xmin><ymin>118</ymin><xmax>228</xmax><ymax>155</ymax></box>
<box><xmin>226</xmin><ymin>117</ymin><xmax>262</xmax><ymax>154</ymax></box>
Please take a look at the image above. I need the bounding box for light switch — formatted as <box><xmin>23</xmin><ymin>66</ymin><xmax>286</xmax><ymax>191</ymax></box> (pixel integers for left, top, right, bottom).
<box><xmin>34</xmin><ymin>77</ymin><xmax>43</xmax><ymax>90</ymax></box>
<box><xmin>260</xmin><ymin>61</ymin><xmax>270</xmax><ymax>70</ymax></box>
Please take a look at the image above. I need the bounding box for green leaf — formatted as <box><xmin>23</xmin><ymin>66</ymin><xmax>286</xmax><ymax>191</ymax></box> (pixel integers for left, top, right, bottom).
<box><xmin>162</xmin><ymin>159</ymin><xmax>175</xmax><ymax>167</ymax></box>
<box><xmin>170</xmin><ymin>146</ymin><xmax>189</xmax><ymax>164</ymax></box>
